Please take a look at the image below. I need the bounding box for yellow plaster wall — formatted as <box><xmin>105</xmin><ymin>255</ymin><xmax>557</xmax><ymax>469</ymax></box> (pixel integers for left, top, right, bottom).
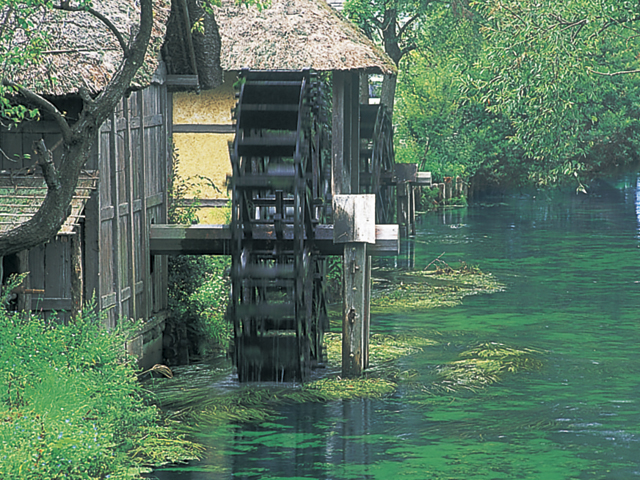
<box><xmin>173</xmin><ymin>72</ymin><xmax>237</xmax><ymax>125</ymax></box>
<box><xmin>172</xmin><ymin>72</ymin><xmax>238</xmax><ymax>225</ymax></box>
<box><xmin>173</xmin><ymin>132</ymin><xmax>234</xmax><ymax>198</ymax></box>
<box><xmin>197</xmin><ymin>204</ymin><xmax>231</xmax><ymax>225</ymax></box>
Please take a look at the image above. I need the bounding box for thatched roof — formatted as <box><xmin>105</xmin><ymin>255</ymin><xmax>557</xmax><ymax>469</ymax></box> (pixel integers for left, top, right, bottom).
<box><xmin>3</xmin><ymin>0</ymin><xmax>170</xmax><ymax>97</ymax></box>
<box><xmin>0</xmin><ymin>173</ymin><xmax>98</xmax><ymax>235</ymax></box>
<box><xmin>215</xmin><ymin>0</ymin><xmax>396</xmax><ymax>74</ymax></box>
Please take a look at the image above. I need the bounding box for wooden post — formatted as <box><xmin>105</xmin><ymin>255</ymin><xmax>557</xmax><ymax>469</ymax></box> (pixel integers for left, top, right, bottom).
<box><xmin>70</xmin><ymin>231</ymin><xmax>83</xmax><ymax>319</ymax></box>
<box><xmin>334</xmin><ymin>194</ymin><xmax>375</xmax><ymax>377</ymax></box>
<box><xmin>394</xmin><ymin>164</ymin><xmax>417</xmax><ymax>238</ymax></box>
<box><xmin>342</xmin><ymin>242</ymin><xmax>367</xmax><ymax>375</ymax></box>
<box><xmin>332</xmin><ymin>70</ymin><xmax>361</xmax><ymax>196</ymax></box>
<box><xmin>332</xmin><ymin>71</ymin><xmax>349</xmax><ymax>196</ymax></box>
<box><xmin>445</xmin><ymin>178</ymin><xmax>453</xmax><ymax>201</ymax></box>
<box><xmin>409</xmin><ymin>184</ymin><xmax>416</xmax><ymax>236</ymax></box>
<box><xmin>348</xmin><ymin>73</ymin><xmax>360</xmax><ymax>194</ymax></box>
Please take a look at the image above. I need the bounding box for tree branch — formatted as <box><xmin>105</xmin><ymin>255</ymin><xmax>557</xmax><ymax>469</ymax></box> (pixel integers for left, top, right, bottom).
<box><xmin>78</xmin><ymin>0</ymin><xmax>152</xmax><ymax>121</ymax></box>
<box><xmin>53</xmin><ymin>3</ymin><xmax>129</xmax><ymax>53</ymax></box>
<box><xmin>1</xmin><ymin>79</ymin><xmax>73</xmax><ymax>143</ymax></box>
<box><xmin>588</xmin><ymin>15</ymin><xmax>640</xmax><ymax>40</ymax></box>
<box><xmin>397</xmin><ymin>13</ymin><xmax>421</xmax><ymax>40</ymax></box>
<box><xmin>369</xmin><ymin>14</ymin><xmax>384</xmax><ymax>31</ymax></box>
<box><xmin>0</xmin><ymin>5</ymin><xmax>14</xmax><ymax>41</ymax></box>
<box><xmin>33</xmin><ymin>139</ymin><xmax>62</xmax><ymax>191</ymax></box>
<box><xmin>401</xmin><ymin>43</ymin><xmax>417</xmax><ymax>57</ymax></box>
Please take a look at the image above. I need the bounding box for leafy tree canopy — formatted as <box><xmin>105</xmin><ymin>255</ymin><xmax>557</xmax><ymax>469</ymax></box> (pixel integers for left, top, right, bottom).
<box><xmin>467</xmin><ymin>0</ymin><xmax>640</xmax><ymax>184</ymax></box>
<box><xmin>389</xmin><ymin>0</ymin><xmax>640</xmax><ymax>188</ymax></box>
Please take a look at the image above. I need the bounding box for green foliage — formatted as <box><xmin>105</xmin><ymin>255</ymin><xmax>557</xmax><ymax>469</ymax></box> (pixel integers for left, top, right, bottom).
<box><xmin>168</xmin><ymin>255</ymin><xmax>231</xmax><ymax>357</ymax></box>
<box><xmin>0</xmin><ymin>286</ymin><xmax>201</xmax><ymax>479</ymax></box>
<box><xmin>167</xmin><ymin>142</ymin><xmax>231</xmax><ymax>357</ymax></box>
<box><xmin>324</xmin><ymin>255</ymin><xmax>343</xmax><ymax>302</ymax></box>
<box><xmin>391</xmin><ymin>0</ymin><xmax>640</xmax><ymax>188</ymax></box>
<box><xmin>393</xmin><ymin>5</ymin><xmax>530</xmax><ymax>187</ymax></box>
<box><xmin>465</xmin><ymin>0</ymin><xmax>640</xmax><ymax>183</ymax></box>
<box><xmin>343</xmin><ymin>0</ymin><xmax>448</xmax><ymax>61</ymax></box>
<box><xmin>186</xmin><ymin>257</ymin><xmax>232</xmax><ymax>351</ymax></box>
<box><xmin>1</xmin><ymin>2</ymin><xmax>49</xmax><ymax>125</ymax></box>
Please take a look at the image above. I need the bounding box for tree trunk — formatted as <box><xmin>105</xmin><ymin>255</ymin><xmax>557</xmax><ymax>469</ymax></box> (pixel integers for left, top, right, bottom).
<box><xmin>380</xmin><ymin>7</ymin><xmax>402</xmax><ymax>119</ymax></box>
<box><xmin>380</xmin><ymin>73</ymin><xmax>397</xmax><ymax>117</ymax></box>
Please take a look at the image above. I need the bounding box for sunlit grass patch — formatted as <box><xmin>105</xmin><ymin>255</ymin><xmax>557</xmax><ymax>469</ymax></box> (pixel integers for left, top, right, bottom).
<box><xmin>0</xmin><ymin>281</ymin><xmax>202</xmax><ymax>479</ymax></box>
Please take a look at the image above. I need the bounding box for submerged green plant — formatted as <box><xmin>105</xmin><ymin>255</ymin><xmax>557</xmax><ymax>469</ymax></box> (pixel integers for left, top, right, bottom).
<box><xmin>372</xmin><ymin>264</ymin><xmax>504</xmax><ymax>312</ymax></box>
<box><xmin>429</xmin><ymin>342</ymin><xmax>544</xmax><ymax>393</ymax></box>
<box><xmin>324</xmin><ymin>332</ymin><xmax>437</xmax><ymax>366</ymax></box>
<box><xmin>302</xmin><ymin>377</ymin><xmax>395</xmax><ymax>399</ymax></box>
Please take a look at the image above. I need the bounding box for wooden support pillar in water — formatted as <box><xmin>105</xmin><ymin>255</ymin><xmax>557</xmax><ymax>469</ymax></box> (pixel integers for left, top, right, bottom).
<box><xmin>342</xmin><ymin>242</ymin><xmax>368</xmax><ymax>376</ymax></box>
<box><xmin>395</xmin><ymin>164</ymin><xmax>418</xmax><ymax>238</ymax></box>
<box><xmin>334</xmin><ymin>194</ymin><xmax>375</xmax><ymax>377</ymax></box>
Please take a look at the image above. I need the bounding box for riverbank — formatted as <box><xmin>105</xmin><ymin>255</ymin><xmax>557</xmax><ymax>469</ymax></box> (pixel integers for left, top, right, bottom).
<box><xmin>0</xmin><ymin>281</ymin><xmax>201</xmax><ymax>480</ymax></box>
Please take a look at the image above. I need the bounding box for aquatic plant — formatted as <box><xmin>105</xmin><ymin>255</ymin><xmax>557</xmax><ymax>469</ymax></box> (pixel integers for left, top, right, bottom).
<box><xmin>302</xmin><ymin>377</ymin><xmax>395</xmax><ymax>399</ymax></box>
<box><xmin>371</xmin><ymin>262</ymin><xmax>504</xmax><ymax>312</ymax></box>
<box><xmin>324</xmin><ymin>332</ymin><xmax>437</xmax><ymax>366</ymax></box>
<box><xmin>429</xmin><ymin>342</ymin><xmax>544</xmax><ymax>393</ymax></box>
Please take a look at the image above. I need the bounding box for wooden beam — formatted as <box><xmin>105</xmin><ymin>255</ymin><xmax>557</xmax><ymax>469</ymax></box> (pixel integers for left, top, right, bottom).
<box><xmin>332</xmin><ymin>71</ymin><xmax>348</xmax><ymax>195</ymax></box>
<box><xmin>172</xmin><ymin>124</ymin><xmax>235</xmax><ymax>134</ymax></box>
<box><xmin>166</xmin><ymin>75</ymin><xmax>199</xmax><ymax>87</ymax></box>
<box><xmin>149</xmin><ymin>223</ymin><xmax>399</xmax><ymax>256</ymax></box>
<box><xmin>342</xmin><ymin>242</ymin><xmax>367</xmax><ymax>377</ymax></box>
<box><xmin>179</xmin><ymin>0</ymin><xmax>199</xmax><ymax>84</ymax></box>
<box><xmin>348</xmin><ymin>72</ymin><xmax>360</xmax><ymax>194</ymax></box>
<box><xmin>415</xmin><ymin>171</ymin><xmax>432</xmax><ymax>186</ymax></box>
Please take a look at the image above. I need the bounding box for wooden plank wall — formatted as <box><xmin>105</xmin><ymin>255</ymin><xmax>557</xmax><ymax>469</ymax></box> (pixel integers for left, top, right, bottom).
<box><xmin>0</xmin><ymin>80</ymin><xmax>169</xmax><ymax>327</ymax></box>
<box><xmin>96</xmin><ymin>81</ymin><xmax>169</xmax><ymax>327</ymax></box>
<box><xmin>0</xmin><ymin>115</ymin><xmax>73</xmax><ymax>323</ymax></box>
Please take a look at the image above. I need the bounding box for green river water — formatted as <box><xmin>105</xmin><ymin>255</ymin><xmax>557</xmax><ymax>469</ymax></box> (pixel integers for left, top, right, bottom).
<box><xmin>150</xmin><ymin>178</ymin><xmax>640</xmax><ymax>479</ymax></box>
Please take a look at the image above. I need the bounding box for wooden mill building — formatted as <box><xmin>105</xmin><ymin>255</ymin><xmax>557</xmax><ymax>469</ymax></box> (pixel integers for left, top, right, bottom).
<box><xmin>167</xmin><ymin>0</ymin><xmax>396</xmax><ymax>223</ymax></box>
<box><xmin>0</xmin><ymin>0</ymin><xmax>222</xmax><ymax>367</ymax></box>
<box><xmin>1</xmin><ymin>0</ymin><xmax>401</xmax><ymax>374</ymax></box>
<box><xmin>152</xmin><ymin>0</ymin><xmax>401</xmax><ymax>379</ymax></box>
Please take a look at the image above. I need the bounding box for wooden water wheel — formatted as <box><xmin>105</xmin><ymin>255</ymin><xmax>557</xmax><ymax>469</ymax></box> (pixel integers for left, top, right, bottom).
<box><xmin>229</xmin><ymin>70</ymin><xmax>329</xmax><ymax>382</ymax></box>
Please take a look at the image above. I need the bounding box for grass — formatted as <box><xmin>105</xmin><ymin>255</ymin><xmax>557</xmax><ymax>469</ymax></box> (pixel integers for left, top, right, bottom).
<box><xmin>0</xmin><ymin>278</ymin><xmax>202</xmax><ymax>479</ymax></box>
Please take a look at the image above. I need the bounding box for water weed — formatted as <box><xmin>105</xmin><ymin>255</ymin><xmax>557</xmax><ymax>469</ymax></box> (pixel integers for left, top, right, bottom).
<box><xmin>429</xmin><ymin>342</ymin><xmax>544</xmax><ymax>393</ymax></box>
<box><xmin>372</xmin><ymin>264</ymin><xmax>504</xmax><ymax>312</ymax></box>
<box><xmin>323</xmin><ymin>332</ymin><xmax>437</xmax><ymax>366</ymax></box>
